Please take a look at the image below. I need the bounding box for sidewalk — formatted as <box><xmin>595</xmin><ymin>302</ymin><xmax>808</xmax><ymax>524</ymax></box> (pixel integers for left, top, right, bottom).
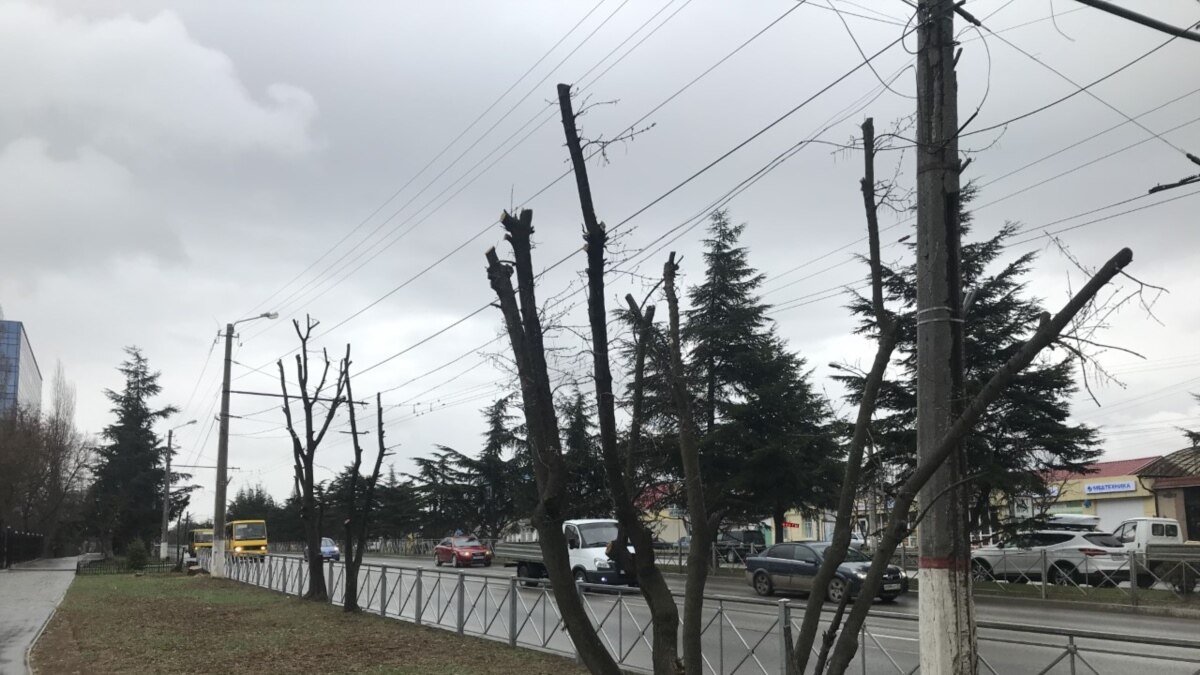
<box><xmin>0</xmin><ymin>557</ymin><xmax>78</xmax><ymax>675</ymax></box>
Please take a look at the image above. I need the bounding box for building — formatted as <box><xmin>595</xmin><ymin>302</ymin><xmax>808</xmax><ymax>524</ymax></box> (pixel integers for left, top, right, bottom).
<box><xmin>0</xmin><ymin>320</ymin><xmax>42</xmax><ymax>413</ymax></box>
<box><xmin>1135</xmin><ymin>447</ymin><xmax>1200</xmax><ymax>542</ymax></box>
<box><xmin>1045</xmin><ymin>456</ymin><xmax>1159</xmax><ymax>531</ymax></box>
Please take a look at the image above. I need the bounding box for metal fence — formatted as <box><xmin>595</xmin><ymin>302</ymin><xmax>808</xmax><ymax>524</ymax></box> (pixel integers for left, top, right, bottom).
<box><xmin>76</xmin><ymin>556</ymin><xmax>176</xmax><ymax>575</ymax></box>
<box><xmin>960</xmin><ymin>548</ymin><xmax>1200</xmax><ymax>605</ymax></box>
<box><xmin>205</xmin><ymin>552</ymin><xmax>1200</xmax><ymax>674</ymax></box>
<box><xmin>1</xmin><ymin>527</ymin><xmax>44</xmax><ymax>568</ymax></box>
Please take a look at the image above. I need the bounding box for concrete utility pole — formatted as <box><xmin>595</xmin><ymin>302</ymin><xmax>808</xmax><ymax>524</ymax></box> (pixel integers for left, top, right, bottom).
<box><xmin>211</xmin><ymin>312</ymin><xmax>276</xmax><ymax>578</ymax></box>
<box><xmin>161</xmin><ymin>420</ymin><xmax>196</xmax><ymax>560</ymax></box>
<box><xmin>915</xmin><ymin>1</ymin><xmax>976</xmax><ymax>673</ymax></box>
<box><xmin>212</xmin><ymin>322</ymin><xmax>235</xmax><ymax>578</ymax></box>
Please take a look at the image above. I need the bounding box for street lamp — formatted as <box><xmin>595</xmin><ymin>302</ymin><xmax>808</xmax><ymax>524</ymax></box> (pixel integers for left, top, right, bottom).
<box><xmin>211</xmin><ymin>311</ymin><xmax>278</xmax><ymax>578</ymax></box>
<box><xmin>161</xmin><ymin>419</ymin><xmax>197</xmax><ymax>560</ymax></box>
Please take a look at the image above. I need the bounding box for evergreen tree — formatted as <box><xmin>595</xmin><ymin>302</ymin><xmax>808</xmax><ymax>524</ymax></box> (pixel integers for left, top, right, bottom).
<box><xmin>87</xmin><ymin>347</ymin><xmax>179</xmax><ymax>554</ymax></box>
<box><xmin>840</xmin><ymin>193</ymin><xmax>1101</xmax><ymax>530</ymax></box>
<box><xmin>226</xmin><ymin>483</ymin><xmax>279</xmax><ymax>522</ymax></box>
<box><xmin>559</xmin><ymin>388</ymin><xmax>610</xmax><ymax>518</ymax></box>
<box><xmin>684</xmin><ymin>210</ymin><xmax>773</xmax><ymax>433</ymax></box>
<box><xmin>672</xmin><ymin>211</ymin><xmax>840</xmax><ymax>532</ymax></box>
<box><xmin>1184</xmin><ymin>393</ymin><xmax>1200</xmax><ymax>448</ymax></box>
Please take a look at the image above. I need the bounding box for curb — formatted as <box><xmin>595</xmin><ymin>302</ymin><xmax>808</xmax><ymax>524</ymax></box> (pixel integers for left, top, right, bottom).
<box><xmin>23</xmin><ymin>575</ymin><xmax>74</xmax><ymax>675</ymax></box>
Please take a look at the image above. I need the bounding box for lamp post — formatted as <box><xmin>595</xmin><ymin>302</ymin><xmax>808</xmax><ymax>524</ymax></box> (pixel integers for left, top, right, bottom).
<box><xmin>211</xmin><ymin>311</ymin><xmax>277</xmax><ymax>578</ymax></box>
<box><xmin>162</xmin><ymin>419</ymin><xmax>197</xmax><ymax>560</ymax></box>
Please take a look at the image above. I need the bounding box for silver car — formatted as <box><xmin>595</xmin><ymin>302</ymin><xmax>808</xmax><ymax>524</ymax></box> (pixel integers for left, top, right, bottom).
<box><xmin>971</xmin><ymin>530</ymin><xmax>1128</xmax><ymax>587</ymax></box>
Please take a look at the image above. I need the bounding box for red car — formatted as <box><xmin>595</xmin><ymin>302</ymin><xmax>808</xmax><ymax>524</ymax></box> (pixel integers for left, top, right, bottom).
<box><xmin>435</xmin><ymin>535</ymin><xmax>493</xmax><ymax>567</ymax></box>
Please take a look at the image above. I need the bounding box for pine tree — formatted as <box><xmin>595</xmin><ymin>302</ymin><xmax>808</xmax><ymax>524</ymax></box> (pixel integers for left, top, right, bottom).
<box><xmin>678</xmin><ymin>211</ymin><xmax>840</xmax><ymax>532</ymax></box>
<box><xmin>841</xmin><ymin>192</ymin><xmax>1101</xmax><ymax>530</ymax></box>
<box><xmin>87</xmin><ymin>347</ymin><xmax>179</xmax><ymax>554</ymax></box>
<box><xmin>685</xmin><ymin>210</ymin><xmax>772</xmax><ymax>433</ymax></box>
<box><xmin>559</xmin><ymin>388</ymin><xmax>610</xmax><ymax>518</ymax></box>
<box><xmin>1182</xmin><ymin>394</ymin><xmax>1200</xmax><ymax>448</ymax></box>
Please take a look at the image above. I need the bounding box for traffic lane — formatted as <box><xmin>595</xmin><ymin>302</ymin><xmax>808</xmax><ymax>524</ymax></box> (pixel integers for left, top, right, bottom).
<box><xmin>286</xmin><ymin>554</ymin><xmax>1200</xmax><ymax>644</ymax></box>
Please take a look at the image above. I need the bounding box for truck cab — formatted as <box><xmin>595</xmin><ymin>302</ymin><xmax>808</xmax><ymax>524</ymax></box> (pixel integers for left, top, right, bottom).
<box><xmin>494</xmin><ymin>518</ymin><xmax>633</xmax><ymax>586</ymax></box>
<box><xmin>1113</xmin><ymin>517</ymin><xmax>1183</xmax><ymax>552</ymax></box>
<box><xmin>564</xmin><ymin>519</ymin><xmax>627</xmax><ymax>584</ymax></box>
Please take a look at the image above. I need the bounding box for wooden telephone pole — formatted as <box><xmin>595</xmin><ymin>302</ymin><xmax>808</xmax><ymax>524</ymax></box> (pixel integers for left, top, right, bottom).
<box><xmin>915</xmin><ymin>0</ymin><xmax>976</xmax><ymax>672</ymax></box>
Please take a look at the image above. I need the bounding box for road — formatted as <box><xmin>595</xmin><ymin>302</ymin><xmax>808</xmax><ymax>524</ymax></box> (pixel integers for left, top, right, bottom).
<box><xmin>258</xmin><ymin>553</ymin><xmax>1200</xmax><ymax>674</ymax></box>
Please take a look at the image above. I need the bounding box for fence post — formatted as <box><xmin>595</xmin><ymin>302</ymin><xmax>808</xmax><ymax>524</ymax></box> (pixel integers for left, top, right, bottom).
<box><xmin>778</xmin><ymin>599</ymin><xmax>790</xmax><ymax>675</ymax></box>
<box><xmin>1041</xmin><ymin>549</ymin><xmax>1048</xmax><ymax>600</ymax></box>
<box><xmin>508</xmin><ymin>577</ymin><xmax>518</xmax><ymax>647</ymax></box>
<box><xmin>327</xmin><ymin>561</ymin><xmax>334</xmax><ymax>604</ymax></box>
<box><xmin>457</xmin><ymin>572</ymin><xmax>466</xmax><ymax>635</ymax></box>
<box><xmin>415</xmin><ymin>568</ymin><xmax>424</xmax><ymax>625</ymax></box>
<box><xmin>719</xmin><ymin>599</ymin><xmax>725</xmax><ymax>674</ymax></box>
<box><xmin>380</xmin><ymin>568</ymin><xmax>388</xmax><ymax>617</ymax></box>
<box><xmin>267</xmin><ymin>556</ymin><xmax>273</xmax><ymax>590</ymax></box>
<box><xmin>575</xmin><ymin>580</ymin><xmax>587</xmax><ymax>665</ymax></box>
<box><xmin>860</xmin><ymin>622</ymin><xmax>867</xmax><ymax>675</ymax></box>
<box><xmin>1129</xmin><ymin>553</ymin><xmax>1139</xmax><ymax>607</ymax></box>
<box><xmin>1068</xmin><ymin>635</ymin><xmax>1077</xmax><ymax>675</ymax></box>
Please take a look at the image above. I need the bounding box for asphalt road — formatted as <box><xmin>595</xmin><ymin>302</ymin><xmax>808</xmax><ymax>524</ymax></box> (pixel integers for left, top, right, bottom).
<box><xmin>262</xmin><ymin>553</ymin><xmax>1200</xmax><ymax>674</ymax></box>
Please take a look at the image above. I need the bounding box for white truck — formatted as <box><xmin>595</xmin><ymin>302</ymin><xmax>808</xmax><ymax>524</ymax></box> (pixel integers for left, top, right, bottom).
<box><xmin>493</xmin><ymin>518</ymin><xmax>635</xmax><ymax>587</ymax></box>
<box><xmin>1112</xmin><ymin>517</ymin><xmax>1198</xmax><ymax>590</ymax></box>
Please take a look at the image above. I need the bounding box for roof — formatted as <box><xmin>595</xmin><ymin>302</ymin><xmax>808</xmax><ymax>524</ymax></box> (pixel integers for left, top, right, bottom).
<box><xmin>1046</xmin><ymin>456</ymin><xmax>1159</xmax><ymax>483</ymax></box>
<box><xmin>1135</xmin><ymin>447</ymin><xmax>1200</xmax><ymax>478</ymax></box>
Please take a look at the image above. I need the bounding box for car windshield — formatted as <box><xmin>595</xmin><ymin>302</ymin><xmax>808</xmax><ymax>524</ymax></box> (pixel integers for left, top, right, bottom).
<box><xmin>321</xmin><ymin>537</ymin><xmax>335</xmax><ymax>547</ymax></box>
<box><xmin>192</xmin><ymin>531</ymin><xmax>212</xmax><ymax>543</ymax></box>
<box><xmin>232</xmin><ymin>522</ymin><xmax>267</xmax><ymax>540</ymax></box>
<box><xmin>452</xmin><ymin>537</ymin><xmax>482</xmax><ymax>546</ymax></box>
<box><xmin>578</xmin><ymin>522</ymin><xmax>619</xmax><ymax>548</ymax></box>
<box><xmin>1083</xmin><ymin>533</ymin><xmax>1122</xmax><ymax>548</ymax></box>
<box><xmin>811</xmin><ymin>543</ymin><xmax>870</xmax><ymax>562</ymax></box>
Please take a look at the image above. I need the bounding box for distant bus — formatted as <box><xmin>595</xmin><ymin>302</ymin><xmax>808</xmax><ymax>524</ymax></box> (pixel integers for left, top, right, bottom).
<box><xmin>188</xmin><ymin>529</ymin><xmax>213</xmax><ymax>557</ymax></box>
<box><xmin>227</xmin><ymin>520</ymin><xmax>268</xmax><ymax>558</ymax></box>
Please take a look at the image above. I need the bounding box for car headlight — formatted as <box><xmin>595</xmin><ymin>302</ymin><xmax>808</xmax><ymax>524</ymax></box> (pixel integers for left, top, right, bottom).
<box><xmin>594</xmin><ymin>558</ymin><xmax>613</xmax><ymax>570</ymax></box>
<box><xmin>235</xmin><ymin>546</ymin><xmax>244</xmax><ymax>552</ymax></box>
<box><xmin>854</xmin><ymin>570</ymin><xmax>868</xmax><ymax>579</ymax></box>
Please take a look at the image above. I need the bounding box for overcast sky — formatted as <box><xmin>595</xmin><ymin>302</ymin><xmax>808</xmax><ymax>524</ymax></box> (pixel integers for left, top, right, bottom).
<box><xmin>3</xmin><ymin>0</ymin><xmax>1199</xmax><ymax>520</ymax></box>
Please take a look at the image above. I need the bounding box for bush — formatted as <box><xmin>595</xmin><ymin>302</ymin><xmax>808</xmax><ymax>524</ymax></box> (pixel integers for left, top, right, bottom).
<box><xmin>127</xmin><ymin>539</ymin><xmax>148</xmax><ymax>570</ymax></box>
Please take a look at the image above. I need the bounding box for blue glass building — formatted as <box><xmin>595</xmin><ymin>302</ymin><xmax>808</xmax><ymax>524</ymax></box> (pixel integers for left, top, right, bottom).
<box><xmin>0</xmin><ymin>320</ymin><xmax>42</xmax><ymax>413</ymax></box>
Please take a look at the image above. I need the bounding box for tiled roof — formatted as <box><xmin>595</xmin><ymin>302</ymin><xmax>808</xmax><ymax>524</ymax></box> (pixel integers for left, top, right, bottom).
<box><xmin>1047</xmin><ymin>456</ymin><xmax>1159</xmax><ymax>482</ymax></box>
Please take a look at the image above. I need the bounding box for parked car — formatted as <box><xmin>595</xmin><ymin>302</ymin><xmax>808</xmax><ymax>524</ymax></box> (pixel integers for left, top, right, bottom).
<box><xmin>745</xmin><ymin>542</ymin><xmax>908</xmax><ymax>602</ymax></box>
<box><xmin>1113</xmin><ymin>517</ymin><xmax>1190</xmax><ymax>588</ymax></box>
<box><xmin>677</xmin><ymin>535</ymin><xmax>691</xmax><ymax>552</ymax></box>
<box><xmin>716</xmin><ymin>529</ymin><xmax>766</xmax><ymax>563</ymax></box>
<box><xmin>971</xmin><ymin>530</ymin><xmax>1128</xmax><ymax>586</ymax></box>
<box><xmin>435</xmin><ymin>535</ymin><xmax>494</xmax><ymax>567</ymax></box>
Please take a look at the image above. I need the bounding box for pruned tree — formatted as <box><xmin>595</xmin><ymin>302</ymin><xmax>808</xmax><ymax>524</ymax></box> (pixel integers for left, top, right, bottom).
<box><xmin>791</xmin><ymin>118</ymin><xmax>1141</xmax><ymax>674</ymax></box>
<box><xmin>661</xmin><ymin>251</ymin><xmax>721</xmax><ymax>674</ymax></box>
<box><xmin>277</xmin><ymin>316</ymin><xmax>349</xmax><ymax>602</ymax></box>
<box><xmin>340</xmin><ymin>376</ymin><xmax>390</xmax><ymax>613</ymax></box>
<box><xmin>485</xmin><ymin>209</ymin><xmax>621</xmax><ymax>675</ymax></box>
<box><xmin>558</xmin><ymin>82</ymin><xmax>683</xmax><ymax>675</ymax></box>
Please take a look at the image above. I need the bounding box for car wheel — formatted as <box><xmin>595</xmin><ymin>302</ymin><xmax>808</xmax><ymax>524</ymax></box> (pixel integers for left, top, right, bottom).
<box><xmin>517</xmin><ymin>562</ymin><xmax>537</xmax><ymax>587</ymax></box>
<box><xmin>1135</xmin><ymin>574</ymin><xmax>1155</xmax><ymax>589</ymax></box>
<box><xmin>752</xmin><ymin>571</ymin><xmax>774</xmax><ymax>597</ymax></box>
<box><xmin>484</xmin><ymin>560</ymin><xmax>492</xmax><ymax>567</ymax></box>
<box><xmin>827</xmin><ymin>577</ymin><xmax>848</xmax><ymax>604</ymax></box>
<box><xmin>970</xmin><ymin>559</ymin><xmax>993</xmax><ymax>582</ymax></box>
<box><xmin>435</xmin><ymin>556</ymin><xmax>442</xmax><ymax>567</ymax></box>
<box><xmin>878</xmin><ymin>595</ymin><xmax>897</xmax><ymax>604</ymax></box>
<box><xmin>574</xmin><ymin>568</ymin><xmax>588</xmax><ymax>585</ymax></box>
<box><xmin>1049</xmin><ymin>563</ymin><xmax>1077</xmax><ymax>587</ymax></box>
<box><xmin>726</xmin><ymin>549</ymin><xmax>738</xmax><ymax>564</ymax></box>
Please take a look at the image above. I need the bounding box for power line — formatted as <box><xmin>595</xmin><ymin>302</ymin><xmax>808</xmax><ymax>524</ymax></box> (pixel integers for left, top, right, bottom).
<box><xmin>239</xmin><ymin>0</ymin><xmax>612</xmax><ymax>318</ymax></box>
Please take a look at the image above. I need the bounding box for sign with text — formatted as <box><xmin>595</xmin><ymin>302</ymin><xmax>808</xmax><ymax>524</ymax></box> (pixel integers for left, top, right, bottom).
<box><xmin>1084</xmin><ymin>480</ymin><xmax>1136</xmax><ymax>495</ymax></box>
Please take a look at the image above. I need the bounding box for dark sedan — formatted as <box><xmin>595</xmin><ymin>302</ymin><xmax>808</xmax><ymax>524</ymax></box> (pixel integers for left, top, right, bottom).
<box><xmin>745</xmin><ymin>542</ymin><xmax>908</xmax><ymax>603</ymax></box>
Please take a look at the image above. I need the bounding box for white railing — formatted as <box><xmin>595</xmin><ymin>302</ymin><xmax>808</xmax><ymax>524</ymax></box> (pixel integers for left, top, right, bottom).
<box><xmin>202</xmin><ymin>552</ymin><xmax>1200</xmax><ymax>674</ymax></box>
